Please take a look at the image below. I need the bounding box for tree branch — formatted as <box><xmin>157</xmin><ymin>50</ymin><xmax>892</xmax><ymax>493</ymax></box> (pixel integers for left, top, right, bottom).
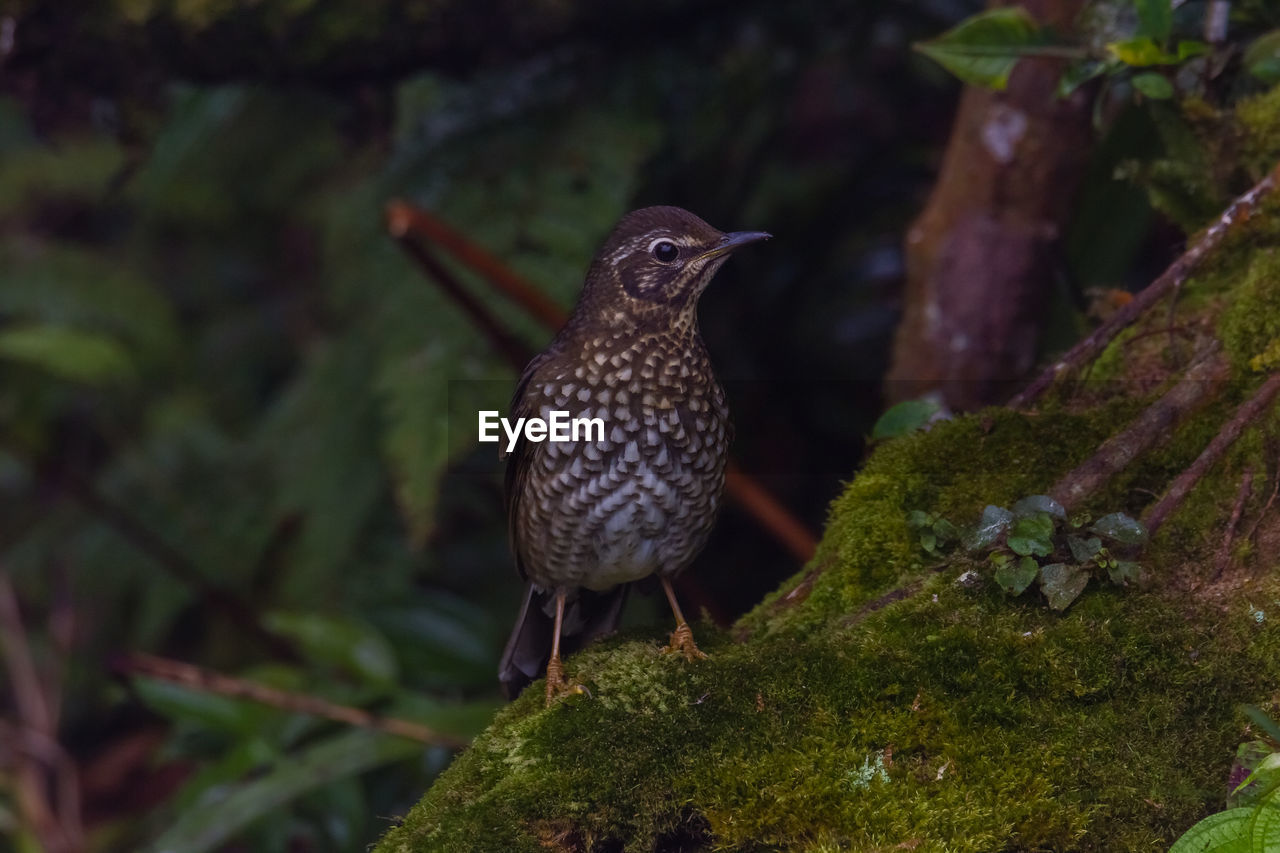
<box><xmin>1010</xmin><ymin>159</ymin><xmax>1280</xmax><ymax>410</ymax></box>
<box><xmin>1049</xmin><ymin>347</ymin><xmax>1230</xmax><ymax>511</ymax></box>
<box><xmin>0</xmin><ymin>572</ymin><xmax>83</xmax><ymax>853</ymax></box>
<box><xmin>1142</xmin><ymin>371</ymin><xmax>1280</xmax><ymax>535</ymax></box>
<box><xmin>115</xmin><ymin>652</ymin><xmax>469</xmax><ymax>749</ymax></box>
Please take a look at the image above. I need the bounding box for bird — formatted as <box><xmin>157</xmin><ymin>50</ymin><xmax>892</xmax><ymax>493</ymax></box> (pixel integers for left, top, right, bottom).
<box><xmin>497</xmin><ymin>205</ymin><xmax>769</xmax><ymax>704</ymax></box>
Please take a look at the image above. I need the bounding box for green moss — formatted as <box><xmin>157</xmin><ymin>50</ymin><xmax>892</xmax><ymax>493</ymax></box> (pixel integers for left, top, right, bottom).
<box><xmin>377</xmin><ymin>392</ymin><xmax>1280</xmax><ymax>852</ymax></box>
<box><xmin>1235</xmin><ymin>84</ymin><xmax>1280</xmax><ymax>181</ymax></box>
<box><xmin>1220</xmin><ymin>250</ymin><xmax>1280</xmax><ymax>374</ymax></box>
<box><xmin>742</xmin><ymin>407</ymin><xmax>1132</xmax><ymax>639</ymax></box>
<box><xmin>379</xmin><ymin>564</ymin><xmax>1280</xmax><ymax>852</ymax></box>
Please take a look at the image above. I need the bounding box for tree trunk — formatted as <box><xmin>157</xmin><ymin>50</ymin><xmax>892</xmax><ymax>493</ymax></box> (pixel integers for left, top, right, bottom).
<box><xmin>887</xmin><ymin>0</ymin><xmax>1094</xmax><ymax>410</ymax></box>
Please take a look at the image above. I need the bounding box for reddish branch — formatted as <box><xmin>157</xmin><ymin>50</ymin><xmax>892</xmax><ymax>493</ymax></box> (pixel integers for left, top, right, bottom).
<box><xmin>0</xmin><ymin>573</ymin><xmax>84</xmax><ymax>853</ymax></box>
<box><xmin>385</xmin><ymin>212</ymin><xmax>534</xmax><ymax>369</ymax></box>
<box><xmin>387</xmin><ymin>202</ymin><xmax>568</xmax><ymax>330</ymax></box>
<box><xmin>1011</xmin><ymin>160</ymin><xmax>1280</xmax><ymax>410</ymax></box>
<box><xmin>1048</xmin><ymin>349</ymin><xmax>1230</xmax><ymax>511</ymax></box>
<box><xmin>386</xmin><ymin>199</ymin><xmax>819</xmax><ymax>562</ymax></box>
<box><xmin>115</xmin><ymin>652</ymin><xmax>469</xmax><ymax>749</ymax></box>
<box><xmin>1143</xmin><ymin>372</ymin><xmax>1280</xmax><ymax>535</ymax></box>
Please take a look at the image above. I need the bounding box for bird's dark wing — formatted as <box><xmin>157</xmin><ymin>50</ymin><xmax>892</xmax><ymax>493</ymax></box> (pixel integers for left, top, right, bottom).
<box><xmin>502</xmin><ymin>348</ymin><xmax>556</xmax><ymax>582</ymax></box>
<box><xmin>498</xmin><ymin>583</ymin><xmax>630</xmax><ymax>699</ymax></box>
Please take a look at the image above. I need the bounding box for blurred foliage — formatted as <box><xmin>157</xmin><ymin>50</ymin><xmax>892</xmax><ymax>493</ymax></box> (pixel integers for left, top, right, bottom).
<box><xmin>1</xmin><ymin>0</ymin><xmax>1276</xmax><ymax>850</ymax></box>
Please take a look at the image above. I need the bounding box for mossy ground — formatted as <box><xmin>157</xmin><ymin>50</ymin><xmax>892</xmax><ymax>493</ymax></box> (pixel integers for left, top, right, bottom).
<box><xmin>377</xmin><ymin>408</ymin><xmax>1280</xmax><ymax>852</ymax></box>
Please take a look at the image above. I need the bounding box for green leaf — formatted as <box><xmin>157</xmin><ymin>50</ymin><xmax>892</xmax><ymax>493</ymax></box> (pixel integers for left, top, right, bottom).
<box><xmin>995</xmin><ymin>555</ymin><xmax>1040</xmax><ymax>595</ymax></box>
<box><xmin>966</xmin><ymin>505</ymin><xmax>1014</xmax><ymax>550</ymax></box>
<box><xmin>1132</xmin><ymin>71</ymin><xmax>1174</xmax><ymax>99</ymax></box>
<box><xmin>143</xmin><ymin>729</ymin><xmax>422</xmax><ymax>853</ymax></box>
<box><xmin>907</xmin><ymin>510</ymin><xmax>933</xmax><ymax>528</ymax></box>
<box><xmin>871</xmin><ymin>399</ymin><xmax>942</xmax><ymax>440</ymax></box>
<box><xmin>1107</xmin><ymin>37</ymin><xmax>1179</xmax><ymax>66</ymax></box>
<box><xmin>1067</xmin><ymin>535</ymin><xmax>1103</xmax><ymax>563</ymax></box>
<box><xmin>1244</xmin><ymin>31</ymin><xmax>1280</xmax><ymax>84</ymax></box>
<box><xmin>1091</xmin><ymin>512</ymin><xmax>1149</xmax><ymax>546</ymax></box>
<box><xmin>919</xmin><ymin>530</ymin><xmax>937</xmax><ymax>553</ymax></box>
<box><xmin>264</xmin><ymin>612</ymin><xmax>399</xmax><ymax>686</ymax></box>
<box><xmin>1169</xmin><ymin>808</ymin><xmax>1254</xmax><ymax>852</ymax></box>
<box><xmin>1012</xmin><ymin>495</ymin><xmax>1066</xmax><ymax>521</ymax></box>
<box><xmin>0</xmin><ymin>324</ymin><xmax>135</xmax><ymax>385</ymax></box>
<box><xmin>1135</xmin><ymin>0</ymin><xmax>1172</xmax><ymax>41</ymax></box>
<box><xmin>932</xmin><ymin>518</ymin><xmax>959</xmax><ymax>543</ymax></box>
<box><xmin>1250</xmin><ymin>790</ymin><xmax>1280</xmax><ymax>853</ymax></box>
<box><xmin>133</xmin><ymin>678</ymin><xmax>266</xmax><ymax>734</ymax></box>
<box><xmin>1243</xmin><ymin>705</ymin><xmax>1280</xmax><ymax>745</ymax></box>
<box><xmin>1039</xmin><ymin>563</ymin><xmax>1090</xmax><ymax>611</ymax></box>
<box><xmin>1177</xmin><ymin>41</ymin><xmax>1211</xmax><ymax>61</ymax></box>
<box><xmin>915</xmin><ymin>7</ymin><xmax>1048</xmax><ymax>90</ymax></box>
<box><xmin>1058</xmin><ymin>60</ymin><xmax>1108</xmax><ymax>97</ymax></box>
<box><xmin>1108</xmin><ymin>560</ymin><xmax>1142</xmax><ymax>585</ymax></box>
<box><xmin>1007</xmin><ymin>513</ymin><xmax>1055</xmax><ymax>557</ymax></box>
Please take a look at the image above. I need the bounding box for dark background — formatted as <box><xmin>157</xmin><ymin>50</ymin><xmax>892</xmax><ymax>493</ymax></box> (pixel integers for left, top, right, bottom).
<box><xmin>0</xmin><ymin>1</ymin><xmax>1197</xmax><ymax>850</ymax></box>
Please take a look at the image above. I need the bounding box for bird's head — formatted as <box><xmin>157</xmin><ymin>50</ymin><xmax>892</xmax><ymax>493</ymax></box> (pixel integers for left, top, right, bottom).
<box><xmin>572</xmin><ymin>206</ymin><xmax>769</xmax><ymax>334</ymax></box>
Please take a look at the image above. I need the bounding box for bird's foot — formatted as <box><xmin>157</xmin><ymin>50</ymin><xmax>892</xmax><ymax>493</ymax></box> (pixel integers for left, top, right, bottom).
<box><xmin>544</xmin><ymin>657</ymin><xmax>589</xmax><ymax>706</ymax></box>
<box><xmin>664</xmin><ymin>621</ymin><xmax>709</xmax><ymax>662</ymax></box>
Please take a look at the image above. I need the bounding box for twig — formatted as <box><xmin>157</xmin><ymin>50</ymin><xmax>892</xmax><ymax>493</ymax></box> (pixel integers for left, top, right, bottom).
<box><xmin>385</xmin><ymin>211</ymin><xmax>534</xmax><ymax>368</ymax></box>
<box><xmin>1241</xmin><ymin>461</ymin><xmax>1280</xmax><ymax>549</ymax></box>
<box><xmin>1143</xmin><ymin>371</ymin><xmax>1280</xmax><ymax>534</ymax></box>
<box><xmin>116</xmin><ymin>652</ymin><xmax>469</xmax><ymax>749</ymax></box>
<box><xmin>1048</xmin><ymin>348</ymin><xmax>1230</xmax><ymax>511</ymax></box>
<box><xmin>0</xmin><ymin>573</ymin><xmax>84</xmax><ymax>853</ymax></box>
<box><xmin>386</xmin><ymin>199</ymin><xmax>819</xmax><ymax>562</ymax></box>
<box><xmin>1010</xmin><ymin>160</ymin><xmax>1280</xmax><ymax>410</ymax></box>
<box><xmin>1214</xmin><ymin>468</ymin><xmax>1254</xmax><ymax>578</ymax></box>
<box><xmin>0</xmin><ymin>436</ymin><xmax>298</xmax><ymax>662</ymax></box>
<box><xmin>722</xmin><ymin>467</ymin><xmax>817</xmax><ymax>561</ymax></box>
<box><xmin>386</xmin><ymin>201</ymin><xmax>568</xmax><ymax>330</ymax></box>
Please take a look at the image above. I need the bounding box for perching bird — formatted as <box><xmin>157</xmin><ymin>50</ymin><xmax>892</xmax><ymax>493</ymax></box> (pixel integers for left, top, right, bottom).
<box><xmin>497</xmin><ymin>206</ymin><xmax>769</xmax><ymax>704</ymax></box>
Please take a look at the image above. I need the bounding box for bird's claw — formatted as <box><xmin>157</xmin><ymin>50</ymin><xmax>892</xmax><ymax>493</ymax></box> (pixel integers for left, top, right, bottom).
<box><xmin>544</xmin><ymin>658</ymin><xmax>589</xmax><ymax>706</ymax></box>
<box><xmin>664</xmin><ymin>622</ymin><xmax>709</xmax><ymax>661</ymax></box>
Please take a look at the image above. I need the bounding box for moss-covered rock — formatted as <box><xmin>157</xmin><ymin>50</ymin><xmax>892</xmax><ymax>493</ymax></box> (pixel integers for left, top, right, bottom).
<box><xmin>376</xmin><ymin>399</ymin><xmax>1280</xmax><ymax>852</ymax></box>
<box><xmin>376</xmin><ymin>86</ymin><xmax>1280</xmax><ymax>853</ymax></box>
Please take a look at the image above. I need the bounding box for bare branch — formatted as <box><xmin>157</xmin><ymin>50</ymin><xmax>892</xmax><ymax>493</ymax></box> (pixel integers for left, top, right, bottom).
<box><xmin>1143</xmin><ymin>371</ymin><xmax>1280</xmax><ymax>534</ymax></box>
<box><xmin>1049</xmin><ymin>348</ymin><xmax>1230</xmax><ymax>511</ymax></box>
<box><xmin>1011</xmin><ymin>160</ymin><xmax>1280</xmax><ymax>410</ymax></box>
<box><xmin>116</xmin><ymin>652</ymin><xmax>470</xmax><ymax>749</ymax></box>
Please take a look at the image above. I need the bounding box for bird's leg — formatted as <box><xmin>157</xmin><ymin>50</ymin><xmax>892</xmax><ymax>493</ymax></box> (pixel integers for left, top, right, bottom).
<box><xmin>660</xmin><ymin>576</ymin><xmax>708</xmax><ymax>661</ymax></box>
<box><xmin>544</xmin><ymin>588</ymin><xmax>570</xmax><ymax>704</ymax></box>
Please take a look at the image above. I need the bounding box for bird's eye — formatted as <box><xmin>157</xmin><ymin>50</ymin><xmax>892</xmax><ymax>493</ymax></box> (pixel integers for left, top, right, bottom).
<box><xmin>650</xmin><ymin>240</ymin><xmax>680</xmax><ymax>263</ymax></box>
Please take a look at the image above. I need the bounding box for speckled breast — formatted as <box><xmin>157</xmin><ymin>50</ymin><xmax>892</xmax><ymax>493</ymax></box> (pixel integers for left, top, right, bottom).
<box><xmin>513</xmin><ymin>334</ymin><xmax>729</xmax><ymax>592</ymax></box>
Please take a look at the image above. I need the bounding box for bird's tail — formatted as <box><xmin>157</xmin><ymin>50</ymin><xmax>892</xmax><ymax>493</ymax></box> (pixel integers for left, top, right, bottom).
<box><xmin>498</xmin><ymin>584</ymin><xmax>630</xmax><ymax>699</ymax></box>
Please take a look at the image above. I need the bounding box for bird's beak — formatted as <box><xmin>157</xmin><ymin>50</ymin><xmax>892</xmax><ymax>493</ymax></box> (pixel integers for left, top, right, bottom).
<box><xmin>698</xmin><ymin>230</ymin><xmax>771</xmax><ymax>262</ymax></box>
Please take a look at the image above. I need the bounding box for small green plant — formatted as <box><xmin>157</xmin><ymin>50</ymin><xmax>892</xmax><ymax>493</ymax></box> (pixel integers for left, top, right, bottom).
<box><xmin>906</xmin><ymin>509</ymin><xmax>960</xmax><ymax>556</ymax></box>
<box><xmin>908</xmin><ymin>495</ymin><xmax>1147</xmax><ymax>610</ymax></box>
<box><xmin>1169</xmin><ymin>705</ymin><xmax>1280</xmax><ymax>852</ymax></box>
<box><xmin>871</xmin><ymin>398</ymin><xmax>943</xmax><ymax>441</ymax></box>
<box><xmin>915</xmin><ymin>2</ymin><xmax>1279</xmax><ymax>102</ymax></box>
